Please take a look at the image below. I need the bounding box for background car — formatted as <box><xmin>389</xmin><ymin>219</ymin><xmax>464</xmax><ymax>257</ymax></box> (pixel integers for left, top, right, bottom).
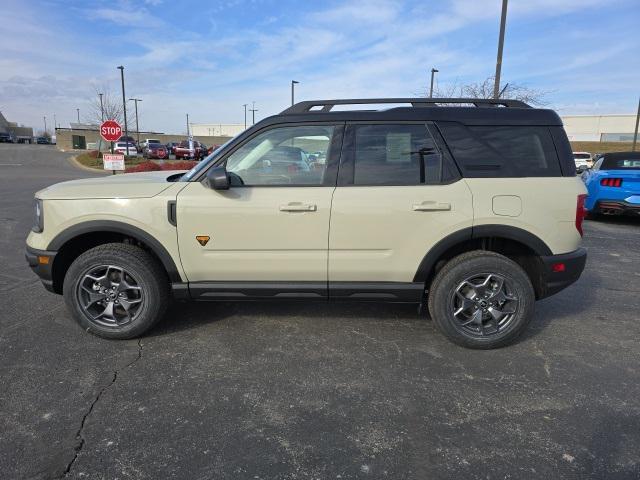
<box><xmin>117</xmin><ymin>136</ymin><xmax>137</xmax><ymax>149</ymax></box>
<box><xmin>174</xmin><ymin>140</ymin><xmax>207</xmax><ymax>160</ymax></box>
<box><xmin>36</xmin><ymin>137</ymin><xmax>50</xmax><ymax>144</ymax></box>
<box><xmin>582</xmin><ymin>151</ymin><xmax>640</xmax><ymax>217</ymax></box>
<box><xmin>573</xmin><ymin>151</ymin><xmax>593</xmax><ymax>172</ymax></box>
<box><xmin>0</xmin><ymin>132</ymin><xmax>15</xmax><ymax>143</ymax></box>
<box><xmin>113</xmin><ymin>142</ymin><xmax>137</xmax><ymax>155</ymax></box>
<box><xmin>140</xmin><ymin>138</ymin><xmax>162</xmax><ymax>150</ymax></box>
<box><xmin>165</xmin><ymin>142</ymin><xmax>180</xmax><ymax>155</ymax></box>
<box><xmin>143</xmin><ymin>143</ymin><xmax>169</xmax><ymax>159</ymax></box>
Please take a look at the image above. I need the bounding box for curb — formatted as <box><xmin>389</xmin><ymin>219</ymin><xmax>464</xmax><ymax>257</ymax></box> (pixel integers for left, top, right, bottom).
<box><xmin>68</xmin><ymin>155</ymin><xmax>110</xmax><ymax>174</ymax></box>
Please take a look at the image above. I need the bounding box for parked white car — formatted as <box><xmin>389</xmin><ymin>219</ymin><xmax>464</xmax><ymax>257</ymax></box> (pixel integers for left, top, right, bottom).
<box><xmin>113</xmin><ymin>142</ymin><xmax>137</xmax><ymax>155</ymax></box>
<box><xmin>573</xmin><ymin>151</ymin><xmax>593</xmax><ymax>171</ymax></box>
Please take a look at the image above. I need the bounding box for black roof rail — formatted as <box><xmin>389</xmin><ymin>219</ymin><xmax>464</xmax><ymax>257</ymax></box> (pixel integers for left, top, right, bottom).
<box><xmin>281</xmin><ymin>97</ymin><xmax>531</xmax><ymax>114</ymax></box>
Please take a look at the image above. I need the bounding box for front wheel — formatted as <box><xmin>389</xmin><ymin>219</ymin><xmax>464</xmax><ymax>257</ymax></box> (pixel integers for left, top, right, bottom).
<box><xmin>63</xmin><ymin>243</ymin><xmax>169</xmax><ymax>339</ymax></box>
<box><xmin>428</xmin><ymin>251</ymin><xmax>535</xmax><ymax>349</ymax></box>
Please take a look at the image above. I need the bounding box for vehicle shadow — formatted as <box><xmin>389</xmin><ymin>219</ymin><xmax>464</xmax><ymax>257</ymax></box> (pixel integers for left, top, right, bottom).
<box><xmin>586</xmin><ymin>214</ymin><xmax>640</xmax><ymax>227</ymax></box>
<box><xmin>148</xmin><ymin>299</ymin><xmax>424</xmax><ymax>338</ymax></box>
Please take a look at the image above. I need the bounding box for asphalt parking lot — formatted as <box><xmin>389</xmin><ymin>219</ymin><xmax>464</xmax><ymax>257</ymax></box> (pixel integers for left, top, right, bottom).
<box><xmin>1</xmin><ymin>143</ymin><xmax>639</xmax><ymax>479</ymax></box>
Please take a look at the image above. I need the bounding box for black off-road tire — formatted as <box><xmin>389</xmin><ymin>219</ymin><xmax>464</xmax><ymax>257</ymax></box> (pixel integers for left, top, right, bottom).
<box><xmin>63</xmin><ymin>243</ymin><xmax>169</xmax><ymax>339</ymax></box>
<box><xmin>428</xmin><ymin>250</ymin><xmax>535</xmax><ymax>349</ymax></box>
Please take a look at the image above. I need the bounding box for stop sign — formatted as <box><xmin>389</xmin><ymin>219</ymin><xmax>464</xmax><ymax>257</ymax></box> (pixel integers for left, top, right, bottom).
<box><xmin>100</xmin><ymin>120</ymin><xmax>122</xmax><ymax>142</ymax></box>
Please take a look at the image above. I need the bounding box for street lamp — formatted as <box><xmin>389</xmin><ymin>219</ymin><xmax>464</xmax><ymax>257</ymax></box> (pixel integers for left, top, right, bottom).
<box><xmin>429</xmin><ymin>68</ymin><xmax>438</xmax><ymax>98</ymax></box>
<box><xmin>76</xmin><ymin>108</ymin><xmax>80</xmax><ymax>123</ymax></box>
<box><xmin>493</xmin><ymin>0</ymin><xmax>509</xmax><ymax>99</ymax></box>
<box><xmin>98</xmin><ymin>93</ymin><xmax>104</xmax><ymax>121</ymax></box>
<box><xmin>128</xmin><ymin>98</ymin><xmax>142</xmax><ymax>146</ymax></box>
<box><xmin>249</xmin><ymin>101</ymin><xmax>258</xmax><ymax>125</ymax></box>
<box><xmin>243</xmin><ymin>103</ymin><xmax>248</xmax><ymax>129</ymax></box>
<box><xmin>117</xmin><ymin>66</ymin><xmax>130</xmax><ymax>156</ymax></box>
<box><xmin>291</xmin><ymin>80</ymin><xmax>299</xmax><ymax>106</ymax></box>
<box><xmin>43</xmin><ymin>116</ymin><xmax>47</xmax><ymax>135</ymax></box>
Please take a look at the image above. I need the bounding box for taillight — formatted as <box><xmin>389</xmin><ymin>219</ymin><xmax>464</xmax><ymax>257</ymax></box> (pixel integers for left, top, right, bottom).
<box><xmin>600</xmin><ymin>178</ymin><xmax>623</xmax><ymax>187</ymax></box>
<box><xmin>576</xmin><ymin>194</ymin><xmax>587</xmax><ymax>237</ymax></box>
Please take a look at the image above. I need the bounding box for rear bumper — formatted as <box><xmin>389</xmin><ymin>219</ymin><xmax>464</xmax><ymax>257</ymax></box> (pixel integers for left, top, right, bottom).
<box><xmin>594</xmin><ymin>200</ymin><xmax>640</xmax><ymax>216</ymax></box>
<box><xmin>538</xmin><ymin>248</ymin><xmax>587</xmax><ymax>299</ymax></box>
<box><xmin>25</xmin><ymin>245</ymin><xmax>57</xmax><ymax>293</ymax></box>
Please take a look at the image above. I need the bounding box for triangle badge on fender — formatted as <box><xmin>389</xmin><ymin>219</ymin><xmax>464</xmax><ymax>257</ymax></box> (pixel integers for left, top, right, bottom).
<box><xmin>196</xmin><ymin>235</ymin><xmax>210</xmax><ymax>246</ymax></box>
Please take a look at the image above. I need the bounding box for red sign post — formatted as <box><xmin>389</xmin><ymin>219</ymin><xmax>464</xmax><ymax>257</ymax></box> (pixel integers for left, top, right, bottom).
<box><xmin>100</xmin><ymin>120</ymin><xmax>122</xmax><ymax>142</ymax></box>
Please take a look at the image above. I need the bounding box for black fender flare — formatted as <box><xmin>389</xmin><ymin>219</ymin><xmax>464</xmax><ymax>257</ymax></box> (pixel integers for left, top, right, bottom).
<box><xmin>413</xmin><ymin>224</ymin><xmax>552</xmax><ymax>283</ymax></box>
<box><xmin>48</xmin><ymin>220</ymin><xmax>182</xmax><ymax>282</ymax></box>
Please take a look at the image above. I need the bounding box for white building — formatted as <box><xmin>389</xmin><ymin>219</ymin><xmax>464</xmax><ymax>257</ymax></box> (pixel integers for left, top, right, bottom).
<box><xmin>190</xmin><ymin>123</ymin><xmax>245</xmax><ymax>137</ymax></box>
<box><xmin>561</xmin><ymin>114</ymin><xmax>638</xmax><ymax>142</ymax></box>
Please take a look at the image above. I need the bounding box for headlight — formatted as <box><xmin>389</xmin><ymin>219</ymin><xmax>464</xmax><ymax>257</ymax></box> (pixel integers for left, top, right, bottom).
<box><xmin>33</xmin><ymin>198</ymin><xmax>44</xmax><ymax>233</ymax></box>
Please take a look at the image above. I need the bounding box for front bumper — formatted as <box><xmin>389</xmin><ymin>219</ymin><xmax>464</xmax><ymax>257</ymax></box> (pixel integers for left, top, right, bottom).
<box><xmin>25</xmin><ymin>245</ymin><xmax>57</xmax><ymax>293</ymax></box>
<box><xmin>594</xmin><ymin>200</ymin><xmax>640</xmax><ymax>216</ymax></box>
<box><xmin>538</xmin><ymin>248</ymin><xmax>587</xmax><ymax>299</ymax></box>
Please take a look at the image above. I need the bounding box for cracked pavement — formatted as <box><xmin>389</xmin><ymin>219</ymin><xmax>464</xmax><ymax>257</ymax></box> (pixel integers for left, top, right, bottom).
<box><xmin>1</xmin><ymin>144</ymin><xmax>639</xmax><ymax>479</ymax></box>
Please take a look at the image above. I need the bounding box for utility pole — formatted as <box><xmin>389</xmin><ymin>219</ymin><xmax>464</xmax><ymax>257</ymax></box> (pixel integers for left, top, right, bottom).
<box><xmin>98</xmin><ymin>93</ymin><xmax>104</xmax><ymax>121</ymax></box>
<box><xmin>493</xmin><ymin>0</ymin><xmax>508</xmax><ymax>99</ymax></box>
<box><xmin>291</xmin><ymin>80</ymin><xmax>299</xmax><ymax>106</ymax></box>
<box><xmin>76</xmin><ymin>108</ymin><xmax>80</xmax><ymax>123</ymax></box>
<box><xmin>243</xmin><ymin>103</ymin><xmax>247</xmax><ymax>129</ymax></box>
<box><xmin>186</xmin><ymin>113</ymin><xmax>190</xmax><ymax>136</ymax></box>
<box><xmin>129</xmin><ymin>98</ymin><xmax>142</xmax><ymax>146</ymax></box>
<box><xmin>633</xmin><ymin>96</ymin><xmax>640</xmax><ymax>152</ymax></box>
<box><xmin>429</xmin><ymin>68</ymin><xmax>438</xmax><ymax>98</ymax></box>
<box><xmin>43</xmin><ymin>116</ymin><xmax>47</xmax><ymax>135</ymax></box>
<box><xmin>117</xmin><ymin>66</ymin><xmax>130</xmax><ymax>156</ymax></box>
<box><xmin>53</xmin><ymin>113</ymin><xmax>57</xmax><ymax>129</ymax></box>
<box><xmin>249</xmin><ymin>101</ymin><xmax>258</xmax><ymax>125</ymax></box>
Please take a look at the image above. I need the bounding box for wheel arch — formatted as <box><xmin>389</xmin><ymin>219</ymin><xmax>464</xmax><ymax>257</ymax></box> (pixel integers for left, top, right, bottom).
<box><xmin>48</xmin><ymin>221</ymin><xmax>181</xmax><ymax>294</ymax></box>
<box><xmin>414</xmin><ymin>225</ymin><xmax>552</xmax><ymax>299</ymax></box>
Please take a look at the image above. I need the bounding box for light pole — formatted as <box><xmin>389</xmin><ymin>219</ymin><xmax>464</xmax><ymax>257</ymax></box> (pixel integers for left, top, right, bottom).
<box><xmin>633</xmin><ymin>96</ymin><xmax>640</xmax><ymax>152</ymax></box>
<box><xmin>429</xmin><ymin>68</ymin><xmax>438</xmax><ymax>98</ymax></box>
<box><xmin>249</xmin><ymin>101</ymin><xmax>258</xmax><ymax>125</ymax></box>
<box><xmin>43</xmin><ymin>116</ymin><xmax>47</xmax><ymax>135</ymax></box>
<box><xmin>129</xmin><ymin>98</ymin><xmax>142</xmax><ymax>146</ymax></box>
<box><xmin>76</xmin><ymin>108</ymin><xmax>80</xmax><ymax>123</ymax></box>
<box><xmin>186</xmin><ymin>113</ymin><xmax>190</xmax><ymax>137</ymax></box>
<box><xmin>53</xmin><ymin>113</ymin><xmax>57</xmax><ymax>129</ymax></box>
<box><xmin>117</xmin><ymin>66</ymin><xmax>130</xmax><ymax>156</ymax></box>
<box><xmin>291</xmin><ymin>80</ymin><xmax>299</xmax><ymax>106</ymax></box>
<box><xmin>493</xmin><ymin>0</ymin><xmax>509</xmax><ymax>99</ymax></box>
<box><xmin>243</xmin><ymin>103</ymin><xmax>247</xmax><ymax>129</ymax></box>
<box><xmin>98</xmin><ymin>93</ymin><xmax>104</xmax><ymax>121</ymax></box>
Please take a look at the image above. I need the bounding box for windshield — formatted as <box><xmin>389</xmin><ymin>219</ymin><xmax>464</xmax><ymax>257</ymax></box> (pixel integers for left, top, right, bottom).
<box><xmin>180</xmin><ymin>136</ymin><xmax>237</xmax><ymax>181</ymax></box>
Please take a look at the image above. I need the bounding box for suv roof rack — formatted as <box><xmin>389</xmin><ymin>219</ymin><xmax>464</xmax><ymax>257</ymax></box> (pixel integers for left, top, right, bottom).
<box><xmin>281</xmin><ymin>97</ymin><xmax>531</xmax><ymax>114</ymax></box>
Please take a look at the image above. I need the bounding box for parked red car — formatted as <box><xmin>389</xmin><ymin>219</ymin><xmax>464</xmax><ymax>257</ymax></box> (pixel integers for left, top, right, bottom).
<box><xmin>143</xmin><ymin>144</ymin><xmax>168</xmax><ymax>159</ymax></box>
<box><xmin>174</xmin><ymin>140</ymin><xmax>207</xmax><ymax>160</ymax></box>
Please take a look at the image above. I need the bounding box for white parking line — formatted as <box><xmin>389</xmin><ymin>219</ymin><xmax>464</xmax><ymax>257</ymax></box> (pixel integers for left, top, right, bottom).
<box><xmin>0</xmin><ymin>163</ymin><xmax>23</xmax><ymax>166</ymax></box>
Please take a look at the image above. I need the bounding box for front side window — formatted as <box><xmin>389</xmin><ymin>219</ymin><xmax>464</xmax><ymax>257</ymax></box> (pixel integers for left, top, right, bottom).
<box><xmin>225</xmin><ymin>125</ymin><xmax>335</xmax><ymax>186</ymax></box>
<box><xmin>348</xmin><ymin>124</ymin><xmax>445</xmax><ymax>186</ymax></box>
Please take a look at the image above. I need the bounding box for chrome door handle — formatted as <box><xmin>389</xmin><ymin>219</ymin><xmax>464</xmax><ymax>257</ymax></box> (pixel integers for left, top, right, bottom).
<box><xmin>413</xmin><ymin>201</ymin><xmax>451</xmax><ymax>211</ymax></box>
<box><xmin>279</xmin><ymin>203</ymin><xmax>317</xmax><ymax>212</ymax></box>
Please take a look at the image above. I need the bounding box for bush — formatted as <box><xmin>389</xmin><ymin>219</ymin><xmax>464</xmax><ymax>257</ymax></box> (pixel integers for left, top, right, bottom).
<box><xmin>161</xmin><ymin>161</ymin><xmax>197</xmax><ymax>171</ymax></box>
<box><xmin>125</xmin><ymin>161</ymin><xmax>162</xmax><ymax>173</ymax></box>
<box><xmin>88</xmin><ymin>150</ymin><xmax>102</xmax><ymax>159</ymax></box>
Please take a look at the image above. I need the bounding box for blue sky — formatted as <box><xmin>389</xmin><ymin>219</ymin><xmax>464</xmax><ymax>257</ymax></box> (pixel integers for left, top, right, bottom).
<box><xmin>1</xmin><ymin>0</ymin><xmax>638</xmax><ymax>134</ymax></box>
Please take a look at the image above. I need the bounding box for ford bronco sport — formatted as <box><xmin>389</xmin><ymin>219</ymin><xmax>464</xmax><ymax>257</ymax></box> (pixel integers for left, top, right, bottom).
<box><xmin>26</xmin><ymin>98</ymin><xmax>587</xmax><ymax>349</ymax></box>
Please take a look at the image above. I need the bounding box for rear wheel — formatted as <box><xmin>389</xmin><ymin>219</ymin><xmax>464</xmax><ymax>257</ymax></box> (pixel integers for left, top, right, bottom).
<box><xmin>63</xmin><ymin>243</ymin><xmax>169</xmax><ymax>339</ymax></box>
<box><xmin>428</xmin><ymin>251</ymin><xmax>535</xmax><ymax>349</ymax></box>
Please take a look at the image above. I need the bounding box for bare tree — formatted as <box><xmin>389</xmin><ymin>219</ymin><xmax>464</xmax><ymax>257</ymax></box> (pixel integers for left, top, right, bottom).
<box><xmin>426</xmin><ymin>76</ymin><xmax>549</xmax><ymax>106</ymax></box>
<box><xmin>85</xmin><ymin>87</ymin><xmax>124</xmax><ymax>125</ymax></box>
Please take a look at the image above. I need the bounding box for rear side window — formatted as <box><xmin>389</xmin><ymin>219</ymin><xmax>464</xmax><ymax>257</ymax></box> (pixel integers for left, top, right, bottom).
<box><xmin>340</xmin><ymin>124</ymin><xmax>459</xmax><ymax>186</ymax></box>
<box><xmin>437</xmin><ymin>123</ymin><xmax>562</xmax><ymax>177</ymax></box>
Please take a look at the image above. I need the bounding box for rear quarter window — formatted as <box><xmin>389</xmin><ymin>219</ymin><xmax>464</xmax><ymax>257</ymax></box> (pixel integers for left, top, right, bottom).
<box><xmin>437</xmin><ymin>123</ymin><xmax>562</xmax><ymax>178</ymax></box>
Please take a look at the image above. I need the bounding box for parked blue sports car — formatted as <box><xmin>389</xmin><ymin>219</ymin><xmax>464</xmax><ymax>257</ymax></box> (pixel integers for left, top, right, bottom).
<box><xmin>582</xmin><ymin>151</ymin><xmax>640</xmax><ymax>216</ymax></box>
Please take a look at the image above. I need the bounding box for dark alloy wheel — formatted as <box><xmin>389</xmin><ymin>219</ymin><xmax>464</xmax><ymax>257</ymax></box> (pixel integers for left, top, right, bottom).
<box><xmin>63</xmin><ymin>243</ymin><xmax>169</xmax><ymax>339</ymax></box>
<box><xmin>428</xmin><ymin>250</ymin><xmax>535</xmax><ymax>349</ymax></box>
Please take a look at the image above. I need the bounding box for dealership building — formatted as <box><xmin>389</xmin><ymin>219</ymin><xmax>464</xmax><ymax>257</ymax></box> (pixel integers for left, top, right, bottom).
<box><xmin>0</xmin><ymin>111</ymin><xmax>34</xmax><ymax>142</ymax></box>
<box><xmin>561</xmin><ymin>114</ymin><xmax>638</xmax><ymax>142</ymax></box>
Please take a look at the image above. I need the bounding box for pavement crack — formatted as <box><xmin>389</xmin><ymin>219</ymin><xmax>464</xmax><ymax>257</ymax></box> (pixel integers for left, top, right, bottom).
<box><xmin>59</xmin><ymin>339</ymin><xmax>143</xmax><ymax>478</ymax></box>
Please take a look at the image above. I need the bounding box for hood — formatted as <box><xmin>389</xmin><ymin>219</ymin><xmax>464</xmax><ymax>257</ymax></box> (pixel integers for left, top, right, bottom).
<box><xmin>36</xmin><ymin>170</ymin><xmax>187</xmax><ymax>200</ymax></box>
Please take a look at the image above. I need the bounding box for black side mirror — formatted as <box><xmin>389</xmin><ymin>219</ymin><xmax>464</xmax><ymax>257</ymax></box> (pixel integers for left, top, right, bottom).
<box><xmin>204</xmin><ymin>165</ymin><xmax>230</xmax><ymax>190</ymax></box>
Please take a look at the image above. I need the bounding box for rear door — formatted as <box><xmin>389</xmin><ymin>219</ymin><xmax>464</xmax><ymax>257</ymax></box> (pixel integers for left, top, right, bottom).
<box><xmin>328</xmin><ymin>122</ymin><xmax>473</xmax><ymax>300</ymax></box>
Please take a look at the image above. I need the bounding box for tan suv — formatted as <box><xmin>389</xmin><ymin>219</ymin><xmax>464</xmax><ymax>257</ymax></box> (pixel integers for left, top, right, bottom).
<box><xmin>26</xmin><ymin>98</ymin><xmax>587</xmax><ymax>349</ymax></box>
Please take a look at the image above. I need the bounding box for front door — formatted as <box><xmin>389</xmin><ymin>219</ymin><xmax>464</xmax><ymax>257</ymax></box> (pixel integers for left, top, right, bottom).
<box><xmin>176</xmin><ymin>124</ymin><xmax>343</xmax><ymax>298</ymax></box>
<box><xmin>328</xmin><ymin>123</ymin><xmax>473</xmax><ymax>300</ymax></box>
